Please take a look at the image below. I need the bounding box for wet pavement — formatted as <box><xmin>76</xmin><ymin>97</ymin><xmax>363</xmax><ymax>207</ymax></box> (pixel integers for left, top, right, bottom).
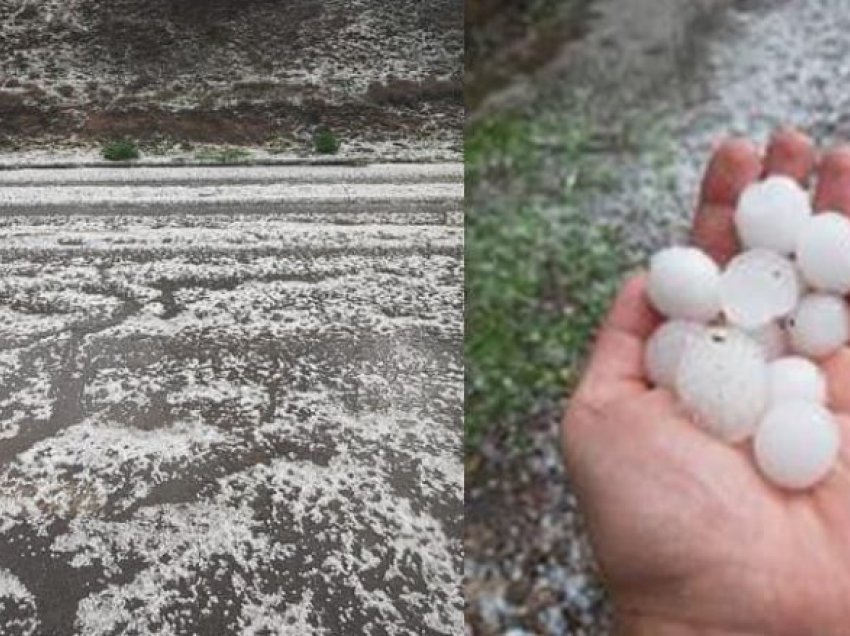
<box><xmin>0</xmin><ymin>166</ymin><xmax>463</xmax><ymax>635</ymax></box>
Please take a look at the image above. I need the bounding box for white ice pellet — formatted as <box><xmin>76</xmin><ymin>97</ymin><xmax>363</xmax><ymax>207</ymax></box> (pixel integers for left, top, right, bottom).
<box><xmin>767</xmin><ymin>357</ymin><xmax>827</xmax><ymax>406</ymax></box>
<box><xmin>787</xmin><ymin>293</ymin><xmax>850</xmax><ymax>359</ymax></box>
<box><xmin>719</xmin><ymin>249</ymin><xmax>800</xmax><ymax>328</ymax></box>
<box><xmin>647</xmin><ymin>247</ymin><xmax>721</xmax><ymax>322</ymax></box>
<box><xmin>754</xmin><ymin>400</ymin><xmax>839</xmax><ymax>490</ymax></box>
<box><xmin>796</xmin><ymin>212</ymin><xmax>850</xmax><ymax>293</ymax></box>
<box><xmin>644</xmin><ymin>320</ymin><xmax>705</xmax><ymax>389</ymax></box>
<box><xmin>745</xmin><ymin>320</ymin><xmax>788</xmax><ymax>361</ymax></box>
<box><xmin>675</xmin><ymin>327</ymin><xmax>768</xmax><ymax>442</ymax></box>
<box><xmin>735</xmin><ymin>175</ymin><xmax>812</xmax><ymax>254</ymax></box>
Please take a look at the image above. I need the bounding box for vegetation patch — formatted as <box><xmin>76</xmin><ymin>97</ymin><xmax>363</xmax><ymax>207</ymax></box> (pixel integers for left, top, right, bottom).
<box><xmin>194</xmin><ymin>147</ymin><xmax>252</xmax><ymax>163</ymax></box>
<box><xmin>313</xmin><ymin>127</ymin><xmax>341</xmax><ymax>155</ymax></box>
<box><xmin>465</xmin><ymin>110</ymin><xmax>631</xmax><ymax>450</ymax></box>
<box><xmin>101</xmin><ymin>139</ymin><xmax>140</xmax><ymax>161</ymax></box>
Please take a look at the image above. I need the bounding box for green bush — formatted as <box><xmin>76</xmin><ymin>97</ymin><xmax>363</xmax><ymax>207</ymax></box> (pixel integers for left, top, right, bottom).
<box><xmin>313</xmin><ymin>127</ymin><xmax>340</xmax><ymax>155</ymax></box>
<box><xmin>101</xmin><ymin>139</ymin><xmax>140</xmax><ymax>161</ymax></box>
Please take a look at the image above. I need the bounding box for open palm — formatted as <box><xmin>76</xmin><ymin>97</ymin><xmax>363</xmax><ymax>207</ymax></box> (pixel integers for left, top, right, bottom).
<box><xmin>563</xmin><ymin>130</ymin><xmax>850</xmax><ymax>635</ymax></box>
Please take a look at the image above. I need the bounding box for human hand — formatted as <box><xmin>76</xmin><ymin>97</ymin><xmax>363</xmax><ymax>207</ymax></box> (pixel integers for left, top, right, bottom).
<box><xmin>563</xmin><ymin>129</ymin><xmax>850</xmax><ymax>635</ymax></box>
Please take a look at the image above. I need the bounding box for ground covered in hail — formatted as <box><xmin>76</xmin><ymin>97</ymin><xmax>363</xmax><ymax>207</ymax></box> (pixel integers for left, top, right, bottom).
<box><xmin>0</xmin><ymin>0</ymin><xmax>462</xmax><ymax>157</ymax></box>
<box><xmin>0</xmin><ymin>209</ymin><xmax>463</xmax><ymax>635</ymax></box>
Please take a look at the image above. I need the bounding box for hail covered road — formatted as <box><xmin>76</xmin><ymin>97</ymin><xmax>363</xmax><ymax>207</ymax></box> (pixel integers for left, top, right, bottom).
<box><xmin>0</xmin><ymin>163</ymin><xmax>464</xmax><ymax>635</ymax></box>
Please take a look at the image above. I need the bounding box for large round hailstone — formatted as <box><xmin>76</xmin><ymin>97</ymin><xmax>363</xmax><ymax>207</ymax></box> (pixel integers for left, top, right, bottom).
<box><xmin>754</xmin><ymin>401</ymin><xmax>839</xmax><ymax>490</ymax></box>
<box><xmin>767</xmin><ymin>357</ymin><xmax>827</xmax><ymax>405</ymax></box>
<box><xmin>647</xmin><ymin>247</ymin><xmax>721</xmax><ymax>322</ymax></box>
<box><xmin>787</xmin><ymin>293</ymin><xmax>850</xmax><ymax>358</ymax></box>
<box><xmin>735</xmin><ymin>175</ymin><xmax>812</xmax><ymax>254</ymax></box>
<box><xmin>644</xmin><ymin>320</ymin><xmax>705</xmax><ymax>388</ymax></box>
<box><xmin>719</xmin><ymin>249</ymin><xmax>800</xmax><ymax>328</ymax></box>
<box><xmin>746</xmin><ymin>321</ymin><xmax>787</xmax><ymax>361</ymax></box>
<box><xmin>796</xmin><ymin>212</ymin><xmax>850</xmax><ymax>293</ymax></box>
<box><xmin>675</xmin><ymin>327</ymin><xmax>768</xmax><ymax>442</ymax></box>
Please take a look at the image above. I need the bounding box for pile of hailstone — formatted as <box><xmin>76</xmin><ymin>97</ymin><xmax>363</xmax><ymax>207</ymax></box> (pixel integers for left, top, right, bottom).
<box><xmin>646</xmin><ymin>175</ymin><xmax>848</xmax><ymax>490</ymax></box>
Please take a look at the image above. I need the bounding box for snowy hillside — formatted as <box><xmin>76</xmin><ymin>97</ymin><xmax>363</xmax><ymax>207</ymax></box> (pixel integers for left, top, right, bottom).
<box><xmin>0</xmin><ymin>0</ymin><xmax>462</xmax><ymax>155</ymax></box>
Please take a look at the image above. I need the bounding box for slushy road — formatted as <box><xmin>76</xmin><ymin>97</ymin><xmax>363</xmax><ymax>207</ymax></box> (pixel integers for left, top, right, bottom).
<box><xmin>0</xmin><ymin>163</ymin><xmax>463</xmax><ymax>635</ymax></box>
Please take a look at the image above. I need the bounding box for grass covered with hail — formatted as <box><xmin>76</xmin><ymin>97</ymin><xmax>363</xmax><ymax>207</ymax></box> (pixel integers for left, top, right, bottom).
<box><xmin>465</xmin><ymin>110</ymin><xmax>631</xmax><ymax>451</ymax></box>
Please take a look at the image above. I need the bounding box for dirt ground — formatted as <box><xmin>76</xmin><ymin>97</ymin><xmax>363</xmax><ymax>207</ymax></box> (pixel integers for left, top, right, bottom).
<box><xmin>465</xmin><ymin>0</ymin><xmax>592</xmax><ymax>111</ymax></box>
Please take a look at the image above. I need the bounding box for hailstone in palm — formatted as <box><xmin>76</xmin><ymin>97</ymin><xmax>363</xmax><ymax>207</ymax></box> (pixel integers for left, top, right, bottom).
<box><xmin>634</xmin><ymin>155</ymin><xmax>850</xmax><ymax>492</ymax></box>
<box><xmin>745</xmin><ymin>321</ymin><xmax>787</xmax><ymax>361</ymax></box>
<box><xmin>754</xmin><ymin>400</ymin><xmax>839</xmax><ymax>490</ymax></box>
<box><xmin>787</xmin><ymin>293</ymin><xmax>850</xmax><ymax>359</ymax></box>
<box><xmin>796</xmin><ymin>212</ymin><xmax>850</xmax><ymax>293</ymax></box>
<box><xmin>647</xmin><ymin>247</ymin><xmax>721</xmax><ymax>322</ymax></box>
<box><xmin>735</xmin><ymin>175</ymin><xmax>812</xmax><ymax>254</ymax></box>
<box><xmin>644</xmin><ymin>320</ymin><xmax>705</xmax><ymax>389</ymax></box>
<box><xmin>767</xmin><ymin>357</ymin><xmax>827</xmax><ymax>405</ymax></box>
<box><xmin>719</xmin><ymin>249</ymin><xmax>800</xmax><ymax>328</ymax></box>
<box><xmin>675</xmin><ymin>327</ymin><xmax>768</xmax><ymax>442</ymax></box>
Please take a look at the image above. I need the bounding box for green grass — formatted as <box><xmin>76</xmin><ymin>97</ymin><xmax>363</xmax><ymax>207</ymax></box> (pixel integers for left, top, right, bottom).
<box><xmin>101</xmin><ymin>139</ymin><xmax>140</xmax><ymax>161</ymax></box>
<box><xmin>466</xmin><ymin>114</ymin><xmax>542</xmax><ymax>184</ymax></box>
<box><xmin>313</xmin><ymin>127</ymin><xmax>340</xmax><ymax>155</ymax></box>
<box><xmin>465</xmin><ymin>111</ymin><xmax>630</xmax><ymax>450</ymax></box>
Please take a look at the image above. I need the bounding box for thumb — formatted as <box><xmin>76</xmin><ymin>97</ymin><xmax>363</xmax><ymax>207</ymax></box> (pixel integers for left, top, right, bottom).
<box><xmin>575</xmin><ymin>273</ymin><xmax>660</xmax><ymax>408</ymax></box>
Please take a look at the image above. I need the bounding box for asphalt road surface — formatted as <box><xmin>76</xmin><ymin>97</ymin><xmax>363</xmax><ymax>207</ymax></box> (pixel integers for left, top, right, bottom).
<box><xmin>0</xmin><ymin>163</ymin><xmax>464</xmax><ymax>635</ymax></box>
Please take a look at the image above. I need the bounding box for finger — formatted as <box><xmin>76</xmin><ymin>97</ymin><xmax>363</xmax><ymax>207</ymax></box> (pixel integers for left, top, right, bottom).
<box><xmin>763</xmin><ymin>127</ymin><xmax>816</xmax><ymax>185</ymax></box>
<box><xmin>816</xmin><ymin>415</ymin><xmax>850</xmax><ymax>522</ymax></box>
<box><xmin>821</xmin><ymin>349</ymin><xmax>850</xmax><ymax>412</ymax></box>
<box><xmin>577</xmin><ymin>273</ymin><xmax>661</xmax><ymax>405</ymax></box>
<box><xmin>600</xmin><ymin>272</ymin><xmax>660</xmax><ymax>340</ymax></box>
<box><xmin>814</xmin><ymin>146</ymin><xmax>850</xmax><ymax>214</ymax></box>
<box><xmin>692</xmin><ymin>138</ymin><xmax>762</xmax><ymax>265</ymax></box>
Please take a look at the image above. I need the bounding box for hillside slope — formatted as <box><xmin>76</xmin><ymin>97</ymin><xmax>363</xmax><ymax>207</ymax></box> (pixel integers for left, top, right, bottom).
<box><xmin>0</xmin><ymin>0</ymin><xmax>462</xmax><ymax>156</ymax></box>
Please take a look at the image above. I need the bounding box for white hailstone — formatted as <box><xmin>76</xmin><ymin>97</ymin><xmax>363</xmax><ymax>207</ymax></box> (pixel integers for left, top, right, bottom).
<box><xmin>754</xmin><ymin>401</ymin><xmax>839</xmax><ymax>490</ymax></box>
<box><xmin>735</xmin><ymin>175</ymin><xmax>812</xmax><ymax>254</ymax></box>
<box><xmin>787</xmin><ymin>293</ymin><xmax>850</xmax><ymax>359</ymax></box>
<box><xmin>767</xmin><ymin>357</ymin><xmax>827</xmax><ymax>405</ymax></box>
<box><xmin>644</xmin><ymin>320</ymin><xmax>705</xmax><ymax>389</ymax></box>
<box><xmin>647</xmin><ymin>247</ymin><xmax>721</xmax><ymax>322</ymax></box>
<box><xmin>719</xmin><ymin>249</ymin><xmax>800</xmax><ymax>328</ymax></box>
<box><xmin>796</xmin><ymin>212</ymin><xmax>850</xmax><ymax>293</ymax></box>
<box><xmin>676</xmin><ymin>327</ymin><xmax>768</xmax><ymax>442</ymax></box>
<box><xmin>745</xmin><ymin>321</ymin><xmax>787</xmax><ymax>361</ymax></box>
